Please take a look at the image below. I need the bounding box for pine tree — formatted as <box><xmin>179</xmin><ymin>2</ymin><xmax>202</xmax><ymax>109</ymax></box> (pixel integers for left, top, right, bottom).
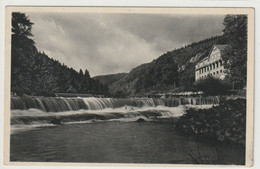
<box><xmin>11</xmin><ymin>12</ymin><xmax>36</xmax><ymax>95</ymax></box>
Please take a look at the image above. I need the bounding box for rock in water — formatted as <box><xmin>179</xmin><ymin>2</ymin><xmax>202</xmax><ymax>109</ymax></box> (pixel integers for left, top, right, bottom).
<box><xmin>50</xmin><ymin>118</ymin><xmax>62</xmax><ymax>125</ymax></box>
<box><xmin>136</xmin><ymin>118</ymin><xmax>145</xmax><ymax>122</ymax></box>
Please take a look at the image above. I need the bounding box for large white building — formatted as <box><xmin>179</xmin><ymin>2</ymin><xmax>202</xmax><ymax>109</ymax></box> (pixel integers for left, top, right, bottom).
<box><xmin>195</xmin><ymin>45</ymin><xmax>227</xmax><ymax>81</ymax></box>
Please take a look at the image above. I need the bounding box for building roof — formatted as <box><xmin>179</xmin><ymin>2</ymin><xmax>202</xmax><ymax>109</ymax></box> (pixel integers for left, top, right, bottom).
<box><xmin>198</xmin><ymin>56</ymin><xmax>208</xmax><ymax>63</ymax></box>
<box><xmin>196</xmin><ymin>44</ymin><xmax>228</xmax><ymax>66</ymax></box>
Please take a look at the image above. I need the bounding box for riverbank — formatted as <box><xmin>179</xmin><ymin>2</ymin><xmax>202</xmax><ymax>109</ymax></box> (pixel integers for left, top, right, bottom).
<box><xmin>176</xmin><ymin>98</ymin><xmax>246</xmax><ymax>145</ymax></box>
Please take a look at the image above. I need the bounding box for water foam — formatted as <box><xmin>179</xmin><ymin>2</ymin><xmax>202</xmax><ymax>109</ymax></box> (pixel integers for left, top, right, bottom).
<box><xmin>10</xmin><ymin>104</ymin><xmax>216</xmax><ymax>134</ymax></box>
<box><xmin>11</xmin><ymin>96</ymin><xmax>221</xmax><ymax>112</ymax></box>
<box><xmin>10</xmin><ymin>96</ymin><xmax>220</xmax><ymax>133</ymax></box>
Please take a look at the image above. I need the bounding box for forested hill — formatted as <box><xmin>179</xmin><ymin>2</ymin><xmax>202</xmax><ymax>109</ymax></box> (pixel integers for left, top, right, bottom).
<box><xmin>109</xmin><ymin>15</ymin><xmax>248</xmax><ymax>97</ymax></box>
<box><xmin>109</xmin><ymin>35</ymin><xmax>228</xmax><ymax>97</ymax></box>
<box><xmin>93</xmin><ymin>73</ymin><xmax>128</xmax><ymax>86</ymax></box>
<box><xmin>11</xmin><ymin>12</ymin><xmax>109</xmax><ymax>96</ymax></box>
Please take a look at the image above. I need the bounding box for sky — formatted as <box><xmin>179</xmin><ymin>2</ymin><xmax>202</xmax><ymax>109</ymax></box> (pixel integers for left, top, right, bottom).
<box><xmin>27</xmin><ymin>12</ymin><xmax>225</xmax><ymax>77</ymax></box>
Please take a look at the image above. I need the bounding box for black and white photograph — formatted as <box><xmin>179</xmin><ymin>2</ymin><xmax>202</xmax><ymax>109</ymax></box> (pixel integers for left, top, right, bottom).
<box><xmin>4</xmin><ymin>7</ymin><xmax>254</xmax><ymax>166</ymax></box>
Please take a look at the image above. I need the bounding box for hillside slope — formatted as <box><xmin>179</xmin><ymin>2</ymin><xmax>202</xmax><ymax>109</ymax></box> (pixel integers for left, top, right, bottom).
<box><xmin>11</xmin><ymin>12</ymin><xmax>109</xmax><ymax>96</ymax></box>
<box><xmin>109</xmin><ymin>35</ymin><xmax>227</xmax><ymax>97</ymax></box>
<box><xmin>93</xmin><ymin>73</ymin><xmax>128</xmax><ymax>86</ymax></box>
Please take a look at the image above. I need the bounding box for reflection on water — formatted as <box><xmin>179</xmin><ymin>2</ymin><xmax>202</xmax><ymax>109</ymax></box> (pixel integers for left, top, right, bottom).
<box><xmin>10</xmin><ymin>122</ymin><xmax>245</xmax><ymax>164</ymax></box>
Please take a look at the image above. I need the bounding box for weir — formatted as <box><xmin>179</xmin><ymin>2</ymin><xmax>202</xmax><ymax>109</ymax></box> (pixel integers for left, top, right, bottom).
<box><xmin>10</xmin><ymin>96</ymin><xmax>224</xmax><ymax>127</ymax></box>
<box><xmin>11</xmin><ymin>96</ymin><xmax>221</xmax><ymax>112</ymax></box>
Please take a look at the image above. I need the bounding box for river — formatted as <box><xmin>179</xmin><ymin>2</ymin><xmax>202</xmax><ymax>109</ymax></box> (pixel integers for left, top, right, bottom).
<box><xmin>9</xmin><ymin>96</ymin><xmax>245</xmax><ymax>164</ymax></box>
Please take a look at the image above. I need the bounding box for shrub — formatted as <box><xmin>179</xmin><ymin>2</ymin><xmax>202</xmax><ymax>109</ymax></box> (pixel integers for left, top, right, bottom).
<box><xmin>194</xmin><ymin>76</ymin><xmax>229</xmax><ymax>96</ymax></box>
<box><xmin>176</xmin><ymin>98</ymin><xmax>246</xmax><ymax>145</ymax></box>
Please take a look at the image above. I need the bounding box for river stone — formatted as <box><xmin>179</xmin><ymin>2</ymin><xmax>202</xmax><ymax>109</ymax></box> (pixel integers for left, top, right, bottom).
<box><xmin>136</xmin><ymin>118</ymin><xmax>145</xmax><ymax>122</ymax></box>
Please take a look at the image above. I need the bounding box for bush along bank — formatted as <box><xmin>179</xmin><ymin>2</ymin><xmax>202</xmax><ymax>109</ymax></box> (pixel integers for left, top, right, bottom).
<box><xmin>176</xmin><ymin>98</ymin><xmax>246</xmax><ymax>145</ymax></box>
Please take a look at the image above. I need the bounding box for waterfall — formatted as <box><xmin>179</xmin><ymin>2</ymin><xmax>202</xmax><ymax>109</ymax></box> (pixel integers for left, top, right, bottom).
<box><xmin>11</xmin><ymin>96</ymin><xmax>221</xmax><ymax>112</ymax></box>
<box><xmin>10</xmin><ymin>96</ymin><xmax>223</xmax><ymax>131</ymax></box>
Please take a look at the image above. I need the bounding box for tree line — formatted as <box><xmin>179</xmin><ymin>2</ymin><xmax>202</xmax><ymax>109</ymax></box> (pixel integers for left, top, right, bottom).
<box><xmin>11</xmin><ymin>12</ymin><xmax>109</xmax><ymax>96</ymax></box>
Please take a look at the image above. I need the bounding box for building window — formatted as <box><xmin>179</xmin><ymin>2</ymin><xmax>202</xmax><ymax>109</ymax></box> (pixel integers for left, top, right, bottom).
<box><xmin>220</xmin><ymin>60</ymin><xmax>222</xmax><ymax>66</ymax></box>
<box><xmin>213</xmin><ymin>64</ymin><xmax>215</xmax><ymax>69</ymax></box>
<box><xmin>220</xmin><ymin>70</ymin><xmax>222</xmax><ymax>73</ymax></box>
<box><xmin>213</xmin><ymin>72</ymin><xmax>215</xmax><ymax>75</ymax></box>
<box><xmin>216</xmin><ymin>62</ymin><xmax>219</xmax><ymax>68</ymax></box>
<box><xmin>217</xmin><ymin>71</ymin><xmax>219</xmax><ymax>74</ymax></box>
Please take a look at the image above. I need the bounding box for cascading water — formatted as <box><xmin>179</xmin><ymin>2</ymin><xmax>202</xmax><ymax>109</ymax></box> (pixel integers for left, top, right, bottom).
<box><xmin>11</xmin><ymin>96</ymin><xmax>221</xmax><ymax>112</ymax></box>
<box><xmin>10</xmin><ymin>96</ymin><xmax>223</xmax><ymax>132</ymax></box>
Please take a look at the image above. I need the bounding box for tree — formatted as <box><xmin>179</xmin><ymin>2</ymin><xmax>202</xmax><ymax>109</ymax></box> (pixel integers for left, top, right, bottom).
<box><xmin>194</xmin><ymin>76</ymin><xmax>228</xmax><ymax>96</ymax></box>
<box><xmin>222</xmin><ymin>15</ymin><xmax>247</xmax><ymax>88</ymax></box>
<box><xmin>79</xmin><ymin>69</ymin><xmax>83</xmax><ymax>76</ymax></box>
<box><xmin>84</xmin><ymin>69</ymin><xmax>90</xmax><ymax>79</ymax></box>
<box><xmin>12</xmin><ymin>12</ymin><xmax>33</xmax><ymax>37</ymax></box>
<box><xmin>12</xmin><ymin>12</ymin><xmax>35</xmax><ymax>49</ymax></box>
<box><xmin>11</xmin><ymin>12</ymin><xmax>36</xmax><ymax>95</ymax></box>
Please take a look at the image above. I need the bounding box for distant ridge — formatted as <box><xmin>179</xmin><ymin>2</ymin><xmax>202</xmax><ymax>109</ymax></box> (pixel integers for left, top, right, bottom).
<box><xmin>93</xmin><ymin>73</ymin><xmax>128</xmax><ymax>86</ymax></box>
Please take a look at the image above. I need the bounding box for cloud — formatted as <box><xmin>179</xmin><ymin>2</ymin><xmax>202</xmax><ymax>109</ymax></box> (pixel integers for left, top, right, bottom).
<box><xmin>28</xmin><ymin>12</ymin><xmax>225</xmax><ymax>76</ymax></box>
